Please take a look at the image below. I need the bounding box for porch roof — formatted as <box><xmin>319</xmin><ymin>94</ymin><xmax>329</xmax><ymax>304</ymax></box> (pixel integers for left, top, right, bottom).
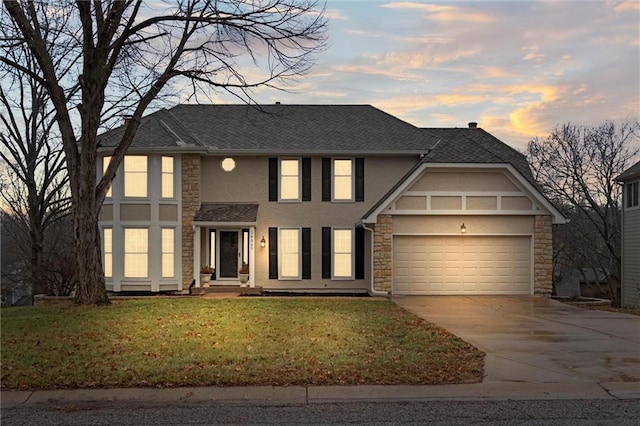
<box><xmin>193</xmin><ymin>203</ymin><xmax>258</xmax><ymax>224</ymax></box>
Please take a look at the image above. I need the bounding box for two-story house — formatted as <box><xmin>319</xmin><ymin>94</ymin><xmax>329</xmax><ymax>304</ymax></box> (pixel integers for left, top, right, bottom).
<box><xmin>97</xmin><ymin>104</ymin><xmax>565</xmax><ymax>296</ymax></box>
<box><xmin>616</xmin><ymin>161</ymin><xmax>640</xmax><ymax>307</ymax></box>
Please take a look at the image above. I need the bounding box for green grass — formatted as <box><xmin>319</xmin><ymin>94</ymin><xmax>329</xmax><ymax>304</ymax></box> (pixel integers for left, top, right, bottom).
<box><xmin>1</xmin><ymin>298</ymin><xmax>484</xmax><ymax>390</ymax></box>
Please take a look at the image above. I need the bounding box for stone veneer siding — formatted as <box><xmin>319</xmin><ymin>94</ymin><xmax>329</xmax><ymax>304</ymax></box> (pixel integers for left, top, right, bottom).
<box><xmin>534</xmin><ymin>215</ymin><xmax>553</xmax><ymax>296</ymax></box>
<box><xmin>181</xmin><ymin>154</ymin><xmax>201</xmax><ymax>290</ymax></box>
<box><xmin>373</xmin><ymin>214</ymin><xmax>393</xmax><ymax>293</ymax></box>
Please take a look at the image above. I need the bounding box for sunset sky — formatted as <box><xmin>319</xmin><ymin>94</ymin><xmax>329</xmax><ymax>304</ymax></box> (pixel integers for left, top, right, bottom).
<box><xmin>203</xmin><ymin>0</ymin><xmax>640</xmax><ymax>150</ymax></box>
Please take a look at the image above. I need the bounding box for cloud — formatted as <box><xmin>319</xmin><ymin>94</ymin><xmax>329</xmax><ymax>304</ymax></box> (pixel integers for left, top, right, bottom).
<box><xmin>380</xmin><ymin>2</ymin><xmax>497</xmax><ymax>23</ymax></box>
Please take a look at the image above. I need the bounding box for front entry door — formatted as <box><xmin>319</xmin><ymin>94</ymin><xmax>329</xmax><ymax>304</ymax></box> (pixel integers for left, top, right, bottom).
<box><xmin>219</xmin><ymin>231</ymin><xmax>239</xmax><ymax>279</ymax></box>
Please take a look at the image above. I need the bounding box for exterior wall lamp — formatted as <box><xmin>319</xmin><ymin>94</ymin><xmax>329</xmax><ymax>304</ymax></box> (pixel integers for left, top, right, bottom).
<box><xmin>460</xmin><ymin>223</ymin><xmax>467</xmax><ymax>233</ymax></box>
<box><xmin>260</xmin><ymin>236</ymin><xmax>266</xmax><ymax>248</ymax></box>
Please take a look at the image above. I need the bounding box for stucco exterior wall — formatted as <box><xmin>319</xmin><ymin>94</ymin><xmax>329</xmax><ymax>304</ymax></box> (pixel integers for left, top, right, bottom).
<box><xmin>197</xmin><ymin>155</ymin><xmax>418</xmax><ymax>291</ymax></box>
<box><xmin>408</xmin><ymin>171</ymin><xmax>520</xmax><ymax>192</ymax></box>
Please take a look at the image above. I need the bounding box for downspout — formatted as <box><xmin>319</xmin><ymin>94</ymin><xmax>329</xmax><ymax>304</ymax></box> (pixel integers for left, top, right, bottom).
<box><xmin>362</xmin><ymin>223</ymin><xmax>389</xmax><ymax>297</ymax></box>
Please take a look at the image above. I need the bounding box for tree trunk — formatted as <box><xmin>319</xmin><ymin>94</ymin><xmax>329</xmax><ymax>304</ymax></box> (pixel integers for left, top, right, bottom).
<box><xmin>29</xmin><ymin>228</ymin><xmax>45</xmax><ymax>296</ymax></box>
<box><xmin>73</xmin><ymin>197</ymin><xmax>110</xmax><ymax>305</ymax></box>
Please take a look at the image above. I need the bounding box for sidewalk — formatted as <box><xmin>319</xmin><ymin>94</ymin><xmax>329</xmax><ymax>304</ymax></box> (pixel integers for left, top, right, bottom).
<box><xmin>3</xmin><ymin>382</ymin><xmax>639</xmax><ymax>409</ymax></box>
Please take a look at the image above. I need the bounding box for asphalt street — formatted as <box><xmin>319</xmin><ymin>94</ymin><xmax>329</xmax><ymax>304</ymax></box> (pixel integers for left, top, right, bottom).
<box><xmin>2</xmin><ymin>399</ymin><xmax>640</xmax><ymax>425</ymax></box>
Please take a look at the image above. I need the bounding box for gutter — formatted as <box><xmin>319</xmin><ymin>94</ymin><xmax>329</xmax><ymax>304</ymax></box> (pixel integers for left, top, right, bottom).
<box><xmin>362</xmin><ymin>223</ymin><xmax>390</xmax><ymax>297</ymax></box>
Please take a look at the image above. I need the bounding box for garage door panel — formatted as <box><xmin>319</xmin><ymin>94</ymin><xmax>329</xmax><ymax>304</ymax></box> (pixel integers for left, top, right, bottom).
<box><xmin>393</xmin><ymin>236</ymin><xmax>531</xmax><ymax>295</ymax></box>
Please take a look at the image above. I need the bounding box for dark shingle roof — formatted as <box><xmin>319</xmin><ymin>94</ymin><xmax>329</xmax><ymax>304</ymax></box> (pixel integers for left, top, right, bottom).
<box><xmin>423</xmin><ymin>128</ymin><xmax>535</xmax><ymax>185</ymax></box>
<box><xmin>100</xmin><ymin>108</ymin><xmax>203</xmax><ymax>148</ymax></box>
<box><xmin>100</xmin><ymin>104</ymin><xmax>536</xmax><ymax>185</ymax></box>
<box><xmin>194</xmin><ymin>203</ymin><xmax>258</xmax><ymax>223</ymax></box>
<box><xmin>615</xmin><ymin>160</ymin><xmax>640</xmax><ymax>182</ymax></box>
<box><xmin>100</xmin><ymin>104</ymin><xmax>440</xmax><ymax>153</ymax></box>
<box><xmin>360</xmin><ymin>127</ymin><xmax>540</xmax><ymax>222</ymax></box>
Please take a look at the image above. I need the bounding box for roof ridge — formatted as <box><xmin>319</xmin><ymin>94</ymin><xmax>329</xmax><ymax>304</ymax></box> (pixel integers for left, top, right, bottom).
<box><xmin>164</xmin><ymin>107</ymin><xmax>206</xmax><ymax>147</ymax></box>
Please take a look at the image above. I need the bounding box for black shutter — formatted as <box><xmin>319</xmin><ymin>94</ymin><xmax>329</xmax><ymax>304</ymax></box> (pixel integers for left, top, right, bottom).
<box><xmin>355</xmin><ymin>157</ymin><xmax>364</xmax><ymax>202</ymax></box>
<box><xmin>268</xmin><ymin>227</ymin><xmax>278</xmax><ymax>279</ymax></box>
<box><xmin>322</xmin><ymin>158</ymin><xmax>331</xmax><ymax>201</ymax></box>
<box><xmin>302</xmin><ymin>158</ymin><xmax>311</xmax><ymax>201</ymax></box>
<box><xmin>268</xmin><ymin>158</ymin><xmax>278</xmax><ymax>201</ymax></box>
<box><xmin>355</xmin><ymin>227</ymin><xmax>365</xmax><ymax>279</ymax></box>
<box><xmin>302</xmin><ymin>227</ymin><xmax>311</xmax><ymax>279</ymax></box>
<box><xmin>322</xmin><ymin>227</ymin><xmax>331</xmax><ymax>278</ymax></box>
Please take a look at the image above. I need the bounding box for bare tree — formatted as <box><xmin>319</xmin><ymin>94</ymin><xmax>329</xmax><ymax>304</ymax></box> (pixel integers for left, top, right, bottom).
<box><xmin>1</xmin><ymin>0</ymin><xmax>326</xmax><ymax>304</ymax></box>
<box><xmin>527</xmin><ymin>120</ymin><xmax>640</xmax><ymax>303</ymax></box>
<box><xmin>0</xmin><ymin>27</ymin><xmax>71</xmax><ymax>296</ymax></box>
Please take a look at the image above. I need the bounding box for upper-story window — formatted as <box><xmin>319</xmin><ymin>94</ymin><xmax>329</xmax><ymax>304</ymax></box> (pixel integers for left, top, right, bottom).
<box><xmin>280</xmin><ymin>159</ymin><xmax>300</xmax><ymax>201</ymax></box>
<box><xmin>627</xmin><ymin>181</ymin><xmax>639</xmax><ymax>208</ymax></box>
<box><xmin>103</xmin><ymin>156</ymin><xmax>112</xmax><ymax>198</ymax></box>
<box><xmin>124</xmin><ymin>156</ymin><xmax>147</xmax><ymax>198</ymax></box>
<box><xmin>322</xmin><ymin>158</ymin><xmax>364</xmax><ymax>202</ymax></box>
<box><xmin>269</xmin><ymin>157</ymin><xmax>310</xmax><ymax>202</ymax></box>
<box><xmin>333</xmin><ymin>159</ymin><xmax>353</xmax><ymax>201</ymax></box>
<box><xmin>161</xmin><ymin>156</ymin><xmax>174</xmax><ymax>199</ymax></box>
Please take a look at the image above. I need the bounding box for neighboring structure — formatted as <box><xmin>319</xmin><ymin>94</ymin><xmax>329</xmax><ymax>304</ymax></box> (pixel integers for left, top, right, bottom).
<box><xmin>554</xmin><ymin>267</ymin><xmax>620</xmax><ymax>299</ymax></box>
<box><xmin>97</xmin><ymin>104</ymin><xmax>565</xmax><ymax>295</ymax></box>
<box><xmin>616</xmin><ymin>161</ymin><xmax>640</xmax><ymax>307</ymax></box>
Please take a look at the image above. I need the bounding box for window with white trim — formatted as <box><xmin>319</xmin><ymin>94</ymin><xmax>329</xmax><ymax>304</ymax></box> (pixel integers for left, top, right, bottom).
<box><xmin>280</xmin><ymin>159</ymin><xmax>300</xmax><ymax>201</ymax></box>
<box><xmin>627</xmin><ymin>181</ymin><xmax>639</xmax><ymax>208</ymax></box>
<box><xmin>103</xmin><ymin>156</ymin><xmax>112</xmax><ymax>198</ymax></box>
<box><xmin>161</xmin><ymin>156</ymin><xmax>174</xmax><ymax>199</ymax></box>
<box><xmin>279</xmin><ymin>228</ymin><xmax>300</xmax><ymax>279</ymax></box>
<box><xmin>333</xmin><ymin>228</ymin><xmax>353</xmax><ymax>278</ymax></box>
<box><xmin>124</xmin><ymin>228</ymin><xmax>148</xmax><ymax>278</ymax></box>
<box><xmin>124</xmin><ymin>156</ymin><xmax>147</xmax><ymax>197</ymax></box>
<box><xmin>161</xmin><ymin>228</ymin><xmax>174</xmax><ymax>278</ymax></box>
<box><xmin>333</xmin><ymin>159</ymin><xmax>353</xmax><ymax>201</ymax></box>
<box><xmin>103</xmin><ymin>228</ymin><xmax>112</xmax><ymax>278</ymax></box>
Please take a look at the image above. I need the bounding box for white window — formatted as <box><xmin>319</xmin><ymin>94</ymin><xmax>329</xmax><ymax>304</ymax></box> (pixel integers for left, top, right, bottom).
<box><xmin>124</xmin><ymin>156</ymin><xmax>147</xmax><ymax>197</ymax></box>
<box><xmin>103</xmin><ymin>228</ymin><xmax>112</xmax><ymax>278</ymax></box>
<box><xmin>124</xmin><ymin>228</ymin><xmax>148</xmax><ymax>278</ymax></box>
<box><xmin>333</xmin><ymin>159</ymin><xmax>353</xmax><ymax>201</ymax></box>
<box><xmin>161</xmin><ymin>228</ymin><xmax>174</xmax><ymax>278</ymax></box>
<box><xmin>161</xmin><ymin>156</ymin><xmax>174</xmax><ymax>198</ymax></box>
<box><xmin>280</xmin><ymin>228</ymin><xmax>300</xmax><ymax>279</ymax></box>
<box><xmin>627</xmin><ymin>181</ymin><xmax>639</xmax><ymax>208</ymax></box>
<box><xmin>280</xmin><ymin>159</ymin><xmax>300</xmax><ymax>201</ymax></box>
<box><xmin>333</xmin><ymin>228</ymin><xmax>353</xmax><ymax>278</ymax></box>
<box><xmin>103</xmin><ymin>156</ymin><xmax>112</xmax><ymax>198</ymax></box>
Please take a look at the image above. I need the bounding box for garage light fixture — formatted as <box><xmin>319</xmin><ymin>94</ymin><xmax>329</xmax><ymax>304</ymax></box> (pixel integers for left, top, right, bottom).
<box><xmin>260</xmin><ymin>236</ymin><xmax>266</xmax><ymax>248</ymax></box>
<box><xmin>460</xmin><ymin>223</ymin><xmax>467</xmax><ymax>233</ymax></box>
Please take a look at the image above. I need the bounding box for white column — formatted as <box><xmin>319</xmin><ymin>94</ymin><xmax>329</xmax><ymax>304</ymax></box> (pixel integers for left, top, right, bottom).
<box><xmin>193</xmin><ymin>225</ymin><xmax>201</xmax><ymax>287</ymax></box>
<box><xmin>249</xmin><ymin>226</ymin><xmax>255</xmax><ymax>288</ymax></box>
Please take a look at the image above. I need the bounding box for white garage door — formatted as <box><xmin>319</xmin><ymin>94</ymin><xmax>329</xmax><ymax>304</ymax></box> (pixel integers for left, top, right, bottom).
<box><xmin>393</xmin><ymin>236</ymin><xmax>531</xmax><ymax>295</ymax></box>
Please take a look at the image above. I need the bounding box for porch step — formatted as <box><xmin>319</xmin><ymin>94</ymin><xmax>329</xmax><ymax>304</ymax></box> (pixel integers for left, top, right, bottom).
<box><xmin>196</xmin><ymin>285</ymin><xmax>263</xmax><ymax>296</ymax></box>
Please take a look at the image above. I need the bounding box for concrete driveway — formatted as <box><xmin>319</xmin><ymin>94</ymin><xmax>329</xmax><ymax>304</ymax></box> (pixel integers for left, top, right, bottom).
<box><xmin>393</xmin><ymin>296</ymin><xmax>640</xmax><ymax>384</ymax></box>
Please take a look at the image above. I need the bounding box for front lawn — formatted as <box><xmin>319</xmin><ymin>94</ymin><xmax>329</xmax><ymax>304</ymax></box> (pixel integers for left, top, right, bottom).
<box><xmin>1</xmin><ymin>298</ymin><xmax>484</xmax><ymax>390</ymax></box>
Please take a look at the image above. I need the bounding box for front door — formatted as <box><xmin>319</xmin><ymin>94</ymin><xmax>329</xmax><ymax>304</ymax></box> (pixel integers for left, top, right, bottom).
<box><xmin>219</xmin><ymin>231</ymin><xmax>239</xmax><ymax>279</ymax></box>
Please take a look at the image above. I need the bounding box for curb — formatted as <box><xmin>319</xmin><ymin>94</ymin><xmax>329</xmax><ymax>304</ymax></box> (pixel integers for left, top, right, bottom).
<box><xmin>2</xmin><ymin>382</ymin><xmax>639</xmax><ymax>409</ymax></box>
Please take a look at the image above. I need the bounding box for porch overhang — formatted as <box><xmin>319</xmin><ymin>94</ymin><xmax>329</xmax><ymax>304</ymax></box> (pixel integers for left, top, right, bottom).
<box><xmin>193</xmin><ymin>202</ymin><xmax>258</xmax><ymax>226</ymax></box>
